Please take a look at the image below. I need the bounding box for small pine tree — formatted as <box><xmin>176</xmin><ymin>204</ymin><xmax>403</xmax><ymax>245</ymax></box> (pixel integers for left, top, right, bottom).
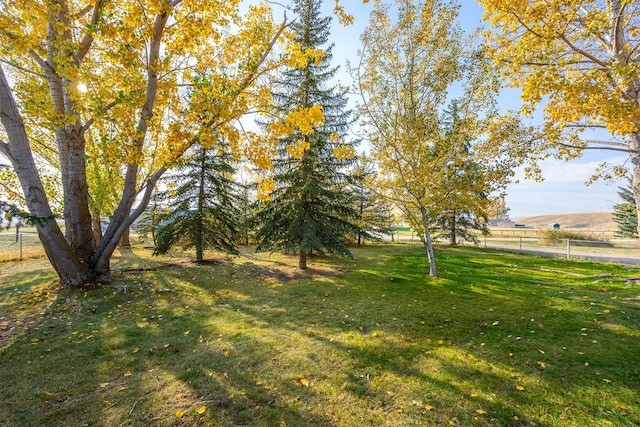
<box><xmin>350</xmin><ymin>159</ymin><xmax>392</xmax><ymax>245</ymax></box>
<box><xmin>136</xmin><ymin>187</ymin><xmax>165</xmax><ymax>247</ymax></box>
<box><xmin>154</xmin><ymin>141</ymin><xmax>239</xmax><ymax>261</ymax></box>
<box><xmin>236</xmin><ymin>179</ymin><xmax>258</xmax><ymax>246</ymax></box>
<box><xmin>612</xmin><ymin>178</ymin><xmax>638</xmax><ymax>238</ymax></box>
<box><xmin>433</xmin><ymin>100</ymin><xmax>490</xmax><ymax>245</ymax></box>
<box><xmin>255</xmin><ymin>0</ymin><xmax>359</xmax><ymax>269</ymax></box>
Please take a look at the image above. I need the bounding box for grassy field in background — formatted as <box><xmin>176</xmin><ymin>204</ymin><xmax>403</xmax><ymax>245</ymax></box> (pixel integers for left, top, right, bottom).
<box><xmin>1</xmin><ymin>244</ymin><xmax>639</xmax><ymax>426</ymax></box>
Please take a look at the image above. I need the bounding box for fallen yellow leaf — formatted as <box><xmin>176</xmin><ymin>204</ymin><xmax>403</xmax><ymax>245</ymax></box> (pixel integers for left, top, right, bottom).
<box><xmin>395</xmin><ymin>408</ymin><xmax>404</xmax><ymax>413</ymax></box>
<box><xmin>425</xmin><ymin>405</ymin><xmax>434</xmax><ymax>411</ymax></box>
<box><xmin>131</xmin><ymin>346</ymin><xmax>139</xmax><ymax>354</ymax></box>
<box><xmin>300</xmin><ymin>378</ymin><xmax>309</xmax><ymax>387</ymax></box>
<box><xmin>45</xmin><ymin>391</ymin><xmax>53</xmax><ymax>397</ymax></box>
<box><xmin>223</xmin><ymin>351</ymin><xmax>230</xmax><ymax>357</ymax></box>
<box><xmin>470</xmin><ymin>393</ymin><xmax>478</xmax><ymax>398</ymax></box>
<box><xmin>437</xmin><ymin>340</ymin><xmax>444</xmax><ymax>345</ymax></box>
<box><xmin>371</xmin><ymin>332</ymin><xmax>378</xmax><ymax>337</ymax></box>
<box><xmin>99</xmin><ymin>383</ymin><xmax>109</xmax><ymax>388</ymax></box>
<box><xmin>603</xmin><ymin>309</ymin><xmax>610</xmax><ymax>314</ymax></box>
<box><xmin>176</xmin><ymin>410</ymin><xmax>186</xmax><ymax>418</ymax></box>
<box><xmin>256</xmin><ymin>381</ymin><xmax>263</xmax><ymax>386</ymax></box>
<box><xmin>476</xmin><ymin>409</ymin><xmax>487</xmax><ymax>415</ymax></box>
<box><xmin>197</xmin><ymin>406</ymin><xmax>206</xmax><ymax>414</ymax></box>
<box><xmin>584</xmin><ymin>362</ymin><xmax>589</xmax><ymax>366</ymax></box>
<box><xmin>124</xmin><ymin>371</ymin><xmax>132</xmax><ymax>377</ymax></box>
<box><xmin>516</xmin><ymin>385</ymin><xmax>525</xmax><ymax>391</ymax></box>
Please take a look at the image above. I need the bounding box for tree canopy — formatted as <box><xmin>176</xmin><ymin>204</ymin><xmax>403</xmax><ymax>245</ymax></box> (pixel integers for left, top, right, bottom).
<box><xmin>480</xmin><ymin>0</ymin><xmax>640</xmax><ymax>236</ymax></box>
<box><xmin>254</xmin><ymin>0</ymin><xmax>359</xmax><ymax>270</ymax></box>
<box><xmin>354</xmin><ymin>0</ymin><xmax>525</xmax><ymax>276</ymax></box>
<box><xmin>0</xmin><ymin>0</ymin><xmax>321</xmax><ymax>286</ymax></box>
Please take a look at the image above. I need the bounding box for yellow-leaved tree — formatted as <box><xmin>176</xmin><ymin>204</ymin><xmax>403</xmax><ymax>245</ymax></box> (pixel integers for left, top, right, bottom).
<box><xmin>480</xmin><ymin>0</ymin><xmax>640</xmax><ymax>236</ymax></box>
<box><xmin>0</xmin><ymin>0</ymin><xmax>308</xmax><ymax>287</ymax></box>
<box><xmin>354</xmin><ymin>0</ymin><xmax>528</xmax><ymax>276</ymax></box>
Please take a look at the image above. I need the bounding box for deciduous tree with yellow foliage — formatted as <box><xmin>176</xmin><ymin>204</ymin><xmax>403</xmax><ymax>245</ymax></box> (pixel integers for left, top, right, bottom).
<box><xmin>355</xmin><ymin>0</ymin><xmax>526</xmax><ymax>276</ymax></box>
<box><xmin>480</xmin><ymin>0</ymin><xmax>640</xmax><ymax>236</ymax></box>
<box><xmin>0</xmin><ymin>0</ymin><xmax>307</xmax><ymax>287</ymax></box>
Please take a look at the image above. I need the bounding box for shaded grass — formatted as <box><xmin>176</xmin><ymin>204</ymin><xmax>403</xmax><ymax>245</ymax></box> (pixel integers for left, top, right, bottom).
<box><xmin>0</xmin><ymin>244</ymin><xmax>639</xmax><ymax>426</ymax></box>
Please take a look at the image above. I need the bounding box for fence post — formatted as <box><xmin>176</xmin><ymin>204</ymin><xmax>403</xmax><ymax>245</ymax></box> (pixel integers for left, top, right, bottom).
<box><xmin>519</xmin><ymin>236</ymin><xmax>522</xmax><ymax>252</ymax></box>
<box><xmin>19</xmin><ymin>233</ymin><xmax>23</xmax><ymax>261</ymax></box>
<box><xmin>566</xmin><ymin>239</ymin><xmax>571</xmax><ymax>260</ymax></box>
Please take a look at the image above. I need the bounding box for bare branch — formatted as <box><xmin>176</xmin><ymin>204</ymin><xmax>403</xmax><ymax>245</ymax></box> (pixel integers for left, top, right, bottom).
<box><xmin>564</xmin><ymin>123</ymin><xmax>608</xmax><ymax>129</ymax></box>
<box><xmin>582</xmin><ymin>139</ymin><xmax>629</xmax><ymax>148</ymax></box>
<box><xmin>557</xmin><ymin>32</ymin><xmax>608</xmax><ymax>68</ymax></box>
<box><xmin>0</xmin><ymin>139</ymin><xmax>9</xmax><ymax>158</ymax></box>
<box><xmin>75</xmin><ymin>0</ymin><xmax>107</xmax><ymax>63</ymax></box>
<box><xmin>81</xmin><ymin>100</ymin><xmax>118</xmax><ymax>134</ymax></box>
<box><xmin>27</xmin><ymin>50</ymin><xmax>49</xmax><ymax>74</ymax></box>
<box><xmin>555</xmin><ymin>139</ymin><xmax>635</xmax><ymax>154</ymax></box>
<box><xmin>0</xmin><ymin>58</ymin><xmax>46</xmax><ymax>79</ymax></box>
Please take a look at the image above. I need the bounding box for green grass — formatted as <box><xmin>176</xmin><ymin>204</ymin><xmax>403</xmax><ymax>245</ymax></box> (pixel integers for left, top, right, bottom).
<box><xmin>1</xmin><ymin>244</ymin><xmax>639</xmax><ymax>426</ymax></box>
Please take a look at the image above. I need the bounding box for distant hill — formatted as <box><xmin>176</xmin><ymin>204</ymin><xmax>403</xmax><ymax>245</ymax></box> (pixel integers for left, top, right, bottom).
<box><xmin>512</xmin><ymin>212</ymin><xmax>616</xmax><ymax>231</ymax></box>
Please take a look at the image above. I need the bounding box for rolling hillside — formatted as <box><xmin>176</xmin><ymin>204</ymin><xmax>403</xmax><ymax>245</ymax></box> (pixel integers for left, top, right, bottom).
<box><xmin>512</xmin><ymin>212</ymin><xmax>616</xmax><ymax>230</ymax></box>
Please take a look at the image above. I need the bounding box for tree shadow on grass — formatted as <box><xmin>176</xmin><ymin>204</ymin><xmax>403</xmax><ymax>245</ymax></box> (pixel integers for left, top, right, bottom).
<box><xmin>1</xmin><ymin>244</ymin><xmax>638</xmax><ymax>426</ymax></box>
<box><xmin>0</xmin><ymin>265</ymin><xmax>336</xmax><ymax>426</ymax></box>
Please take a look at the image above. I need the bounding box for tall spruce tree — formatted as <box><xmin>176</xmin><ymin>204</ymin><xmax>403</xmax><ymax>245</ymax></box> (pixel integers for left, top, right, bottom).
<box><xmin>154</xmin><ymin>141</ymin><xmax>239</xmax><ymax>261</ymax></box>
<box><xmin>255</xmin><ymin>0</ymin><xmax>359</xmax><ymax>269</ymax></box>
<box><xmin>612</xmin><ymin>178</ymin><xmax>638</xmax><ymax>238</ymax></box>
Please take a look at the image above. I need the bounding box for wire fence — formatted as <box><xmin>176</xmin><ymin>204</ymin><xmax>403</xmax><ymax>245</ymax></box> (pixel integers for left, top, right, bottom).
<box><xmin>475</xmin><ymin>236</ymin><xmax>640</xmax><ymax>265</ymax></box>
<box><xmin>2</xmin><ymin>230</ymin><xmax>640</xmax><ymax>266</ymax></box>
<box><xmin>0</xmin><ymin>232</ymin><xmax>44</xmax><ymax>262</ymax></box>
<box><xmin>391</xmin><ymin>231</ymin><xmax>640</xmax><ymax>265</ymax></box>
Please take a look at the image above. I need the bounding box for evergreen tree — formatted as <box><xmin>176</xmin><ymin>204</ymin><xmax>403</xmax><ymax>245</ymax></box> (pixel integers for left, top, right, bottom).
<box><xmin>136</xmin><ymin>187</ymin><xmax>165</xmax><ymax>247</ymax></box>
<box><xmin>351</xmin><ymin>159</ymin><xmax>391</xmax><ymax>246</ymax></box>
<box><xmin>612</xmin><ymin>178</ymin><xmax>638</xmax><ymax>238</ymax></box>
<box><xmin>154</xmin><ymin>141</ymin><xmax>239</xmax><ymax>261</ymax></box>
<box><xmin>236</xmin><ymin>179</ymin><xmax>258</xmax><ymax>246</ymax></box>
<box><xmin>432</xmin><ymin>100</ymin><xmax>490</xmax><ymax>245</ymax></box>
<box><xmin>255</xmin><ymin>0</ymin><xmax>359</xmax><ymax>269</ymax></box>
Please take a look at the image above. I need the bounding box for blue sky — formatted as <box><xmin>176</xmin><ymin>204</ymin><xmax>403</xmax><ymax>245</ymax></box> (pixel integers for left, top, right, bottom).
<box><xmin>316</xmin><ymin>0</ymin><xmax>627</xmax><ymax>218</ymax></box>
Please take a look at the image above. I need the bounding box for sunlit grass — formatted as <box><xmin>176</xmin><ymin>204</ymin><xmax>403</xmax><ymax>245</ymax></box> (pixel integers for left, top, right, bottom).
<box><xmin>1</xmin><ymin>243</ymin><xmax>639</xmax><ymax>426</ymax></box>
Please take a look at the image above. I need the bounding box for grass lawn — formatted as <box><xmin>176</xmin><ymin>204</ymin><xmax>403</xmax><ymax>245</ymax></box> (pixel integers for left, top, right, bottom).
<box><xmin>1</xmin><ymin>244</ymin><xmax>639</xmax><ymax>426</ymax></box>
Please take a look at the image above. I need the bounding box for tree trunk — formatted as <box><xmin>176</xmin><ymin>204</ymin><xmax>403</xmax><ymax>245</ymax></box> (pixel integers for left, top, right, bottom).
<box><xmin>631</xmin><ymin>132</ymin><xmax>640</xmax><ymax>238</ymax></box>
<box><xmin>0</xmin><ymin>65</ymin><xmax>94</xmax><ymax>287</ymax></box>
<box><xmin>299</xmin><ymin>250</ymin><xmax>308</xmax><ymax>269</ymax></box>
<box><xmin>420</xmin><ymin>208</ymin><xmax>437</xmax><ymax>277</ymax></box>
<box><xmin>92</xmin><ymin>216</ymin><xmax>103</xmax><ymax>246</ymax></box>
<box><xmin>119</xmin><ymin>226</ymin><xmax>131</xmax><ymax>249</ymax></box>
<box><xmin>450</xmin><ymin>211</ymin><xmax>457</xmax><ymax>246</ymax></box>
<box><xmin>195</xmin><ymin>148</ymin><xmax>206</xmax><ymax>262</ymax></box>
<box><xmin>358</xmin><ymin>189</ymin><xmax>364</xmax><ymax>246</ymax></box>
